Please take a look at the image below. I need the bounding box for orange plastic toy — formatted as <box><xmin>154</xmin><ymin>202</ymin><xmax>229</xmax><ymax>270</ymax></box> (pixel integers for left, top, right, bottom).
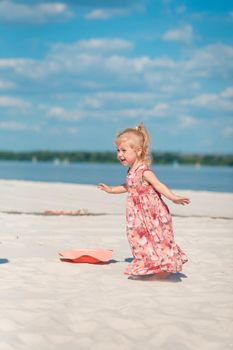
<box><xmin>59</xmin><ymin>249</ymin><xmax>113</xmax><ymax>264</ymax></box>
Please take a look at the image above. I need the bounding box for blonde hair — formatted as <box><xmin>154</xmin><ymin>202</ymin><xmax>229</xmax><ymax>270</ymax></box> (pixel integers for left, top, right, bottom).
<box><xmin>115</xmin><ymin>122</ymin><xmax>151</xmax><ymax>164</ymax></box>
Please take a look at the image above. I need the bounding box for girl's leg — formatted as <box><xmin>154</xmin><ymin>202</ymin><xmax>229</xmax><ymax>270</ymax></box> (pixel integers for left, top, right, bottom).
<box><xmin>155</xmin><ymin>272</ymin><xmax>171</xmax><ymax>279</ymax></box>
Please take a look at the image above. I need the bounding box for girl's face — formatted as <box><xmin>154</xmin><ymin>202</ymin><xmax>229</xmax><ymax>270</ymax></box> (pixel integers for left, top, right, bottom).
<box><xmin>116</xmin><ymin>140</ymin><xmax>141</xmax><ymax>167</ymax></box>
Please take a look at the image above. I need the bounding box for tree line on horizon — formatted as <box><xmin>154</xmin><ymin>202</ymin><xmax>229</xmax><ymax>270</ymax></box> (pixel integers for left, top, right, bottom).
<box><xmin>0</xmin><ymin>151</ymin><xmax>232</xmax><ymax>166</ymax></box>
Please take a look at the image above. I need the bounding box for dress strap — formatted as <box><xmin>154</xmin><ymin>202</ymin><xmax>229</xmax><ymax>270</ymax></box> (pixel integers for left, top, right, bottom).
<box><xmin>141</xmin><ymin>166</ymin><xmax>152</xmax><ymax>175</ymax></box>
<box><xmin>138</xmin><ymin>165</ymin><xmax>152</xmax><ymax>181</ymax></box>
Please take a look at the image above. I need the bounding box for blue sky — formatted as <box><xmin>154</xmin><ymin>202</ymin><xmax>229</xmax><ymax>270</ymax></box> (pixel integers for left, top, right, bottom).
<box><xmin>0</xmin><ymin>0</ymin><xmax>232</xmax><ymax>153</ymax></box>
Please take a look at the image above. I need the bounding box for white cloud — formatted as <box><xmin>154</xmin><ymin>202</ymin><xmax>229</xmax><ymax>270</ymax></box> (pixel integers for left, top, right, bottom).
<box><xmin>0</xmin><ymin>121</ymin><xmax>39</xmax><ymax>131</ymax></box>
<box><xmin>179</xmin><ymin>115</ymin><xmax>199</xmax><ymax>128</ymax></box>
<box><xmin>221</xmin><ymin>87</ymin><xmax>233</xmax><ymax>99</ymax></box>
<box><xmin>0</xmin><ymin>0</ymin><xmax>74</xmax><ymax>24</ymax></box>
<box><xmin>190</xmin><ymin>12</ymin><xmax>207</xmax><ymax>20</ymax></box>
<box><xmin>184</xmin><ymin>44</ymin><xmax>233</xmax><ymax>78</ymax></box>
<box><xmin>66</xmin><ymin>127</ymin><xmax>79</xmax><ymax>134</ymax></box>
<box><xmin>47</xmin><ymin>106</ymin><xmax>66</xmax><ymax>117</ymax></box>
<box><xmin>116</xmin><ymin>103</ymin><xmax>169</xmax><ymax>119</ymax></box>
<box><xmin>85</xmin><ymin>8</ymin><xmax>129</xmax><ymax>20</ymax></box>
<box><xmin>46</xmin><ymin>101</ymin><xmax>170</xmax><ymax>122</ymax></box>
<box><xmin>152</xmin><ymin>57</ymin><xmax>176</xmax><ymax>69</ymax></box>
<box><xmin>77</xmin><ymin>38</ymin><xmax>133</xmax><ymax>52</ymax></box>
<box><xmin>162</xmin><ymin>25</ymin><xmax>194</xmax><ymax>44</ymax></box>
<box><xmin>181</xmin><ymin>90</ymin><xmax>233</xmax><ymax>111</ymax></box>
<box><xmin>106</xmin><ymin>55</ymin><xmax>151</xmax><ymax>74</ymax></box>
<box><xmin>152</xmin><ymin>103</ymin><xmax>169</xmax><ymax>116</ymax></box>
<box><xmin>176</xmin><ymin>5</ymin><xmax>186</xmax><ymax>14</ymax></box>
<box><xmin>1</xmin><ymin>40</ymin><xmax>232</xmax><ymax>96</ymax></box>
<box><xmin>51</xmin><ymin>38</ymin><xmax>133</xmax><ymax>55</ymax></box>
<box><xmin>190</xmin><ymin>82</ymin><xmax>200</xmax><ymax>90</ymax></box>
<box><xmin>82</xmin><ymin>92</ymin><xmax>158</xmax><ymax>106</ymax></box>
<box><xmin>0</xmin><ymin>58</ymin><xmax>31</xmax><ymax>69</ymax></box>
<box><xmin>0</xmin><ymin>80</ymin><xmax>16</xmax><ymax>89</ymax></box>
<box><xmin>0</xmin><ymin>40</ymin><xmax>233</xmax><ymax>127</ymax></box>
<box><xmin>222</xmin><ymin>127</ymin><xmax>233</xmax><ymax>137</ymax></box>
<box><xmin>0</xmin><ymin>95</ymin><xmax>31</xmax><ymax>109</ymax></box>
<box><xmin>81</xmin><ymin>97</ymin><xmax>103</xmax><ymax>109</ymax></box>
<box><xmin>47</xmin><ymin>106</ymin><xmax>82</xmax><ymax>120</ymax></box>
<box><xmin>15</xmin><ymin>0</ymin><xmax>143</xmax><ymax>8</ymax></box>
<box><xmin>0</xmin><ymin>0</ymin><xmax>144</xmax><ymax>24</ymax></box>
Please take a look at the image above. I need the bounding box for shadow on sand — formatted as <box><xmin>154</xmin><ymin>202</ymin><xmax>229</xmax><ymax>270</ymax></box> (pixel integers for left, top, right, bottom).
<box><xmin>60</xmin><ymin>258</ymin><xmax>120</xmax><ymax>264</ymax></box>
<box><xmin>0</xmin><ymin>258</ymin><xmax>10</xmax><ymax>264</ymax></box>
<box><xmin>128</xmin><ymin>272</ymin><xmax>187</xmax><ymax>282</ymax></box>
<box><xmin>60</xmin><ymin>256</ymin><xmax>187</xmax><ymax>283</ymax></box>
<box><xmin>60</xmin><ymin>257</ymin><xmax>133</xmax><ymax>265</ymax></box>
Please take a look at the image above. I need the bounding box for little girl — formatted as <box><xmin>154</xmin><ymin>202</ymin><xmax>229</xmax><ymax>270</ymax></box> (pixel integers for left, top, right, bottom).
<box><xmin>98</xmin><ymin>123</ymin><xmax>189</xmax><ymax>278</ymax></box>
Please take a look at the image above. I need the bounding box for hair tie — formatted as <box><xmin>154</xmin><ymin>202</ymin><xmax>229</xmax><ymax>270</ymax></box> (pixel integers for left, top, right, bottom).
<box><xmin>135</xmin><ymin>124</ymin><xmax>142</xmax><ymax>132</ymax></box>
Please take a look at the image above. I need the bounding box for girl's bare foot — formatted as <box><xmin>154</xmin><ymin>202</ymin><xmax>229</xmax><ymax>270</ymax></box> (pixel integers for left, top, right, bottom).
<box><xmin>156</xmin><ymin>272</ymin><xmax>171</xmax><ymax>279</ymax></box>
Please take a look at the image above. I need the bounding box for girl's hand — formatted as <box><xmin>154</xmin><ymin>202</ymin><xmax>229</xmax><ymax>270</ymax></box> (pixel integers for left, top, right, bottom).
<box><xmin>98</xmin><ymin>183</ymin><xmax>112</xmax><ymax>193</ymax></box>
<box><xmin>172</xmin><ymin>195</ymin><xmax>190</xmax><ymax>205</ymax></box>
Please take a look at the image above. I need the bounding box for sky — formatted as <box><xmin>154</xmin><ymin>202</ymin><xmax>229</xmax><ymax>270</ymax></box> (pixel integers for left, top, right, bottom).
<box><xmin>0</xmin><ymin>0</ymin><xmax>232</xmax><ymax>154</ymax></box>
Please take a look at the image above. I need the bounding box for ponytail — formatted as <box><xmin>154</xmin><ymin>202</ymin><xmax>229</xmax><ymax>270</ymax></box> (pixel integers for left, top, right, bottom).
<box><xmin>135</xmin><ymin>122</ymin><xmax>151</xmax><ymax>164</ymax></box>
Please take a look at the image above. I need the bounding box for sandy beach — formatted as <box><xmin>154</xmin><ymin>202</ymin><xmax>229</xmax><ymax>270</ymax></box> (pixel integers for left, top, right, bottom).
<box><xmin>0</xmin><ymin>179</ymin><xmax>233</xmax><ymax>350</ymax></box>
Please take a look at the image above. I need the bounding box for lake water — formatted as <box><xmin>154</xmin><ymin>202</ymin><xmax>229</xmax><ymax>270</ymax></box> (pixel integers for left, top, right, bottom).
<box><xmin>0</xmin><ymin>160</ymin><xmax>232</xmax><ymax>193</ymax></box>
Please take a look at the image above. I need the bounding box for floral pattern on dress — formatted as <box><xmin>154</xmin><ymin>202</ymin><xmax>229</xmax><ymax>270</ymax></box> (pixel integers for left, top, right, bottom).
<box><xmin>124</xmin><ymin>164</ymin><xmax>188</xmax><ymax>276</ymax></box>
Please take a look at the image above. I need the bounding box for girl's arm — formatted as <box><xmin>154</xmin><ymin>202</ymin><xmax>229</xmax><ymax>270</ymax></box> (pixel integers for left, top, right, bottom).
<box><xmin>143</xmin><ymin>170</ymin><xmax>190</xmax><ymax>205</ymax></box>
<box><xmin>98</xmin><ymin>183</ymin><xmax>127</xmax><ymax>194</ymax></box>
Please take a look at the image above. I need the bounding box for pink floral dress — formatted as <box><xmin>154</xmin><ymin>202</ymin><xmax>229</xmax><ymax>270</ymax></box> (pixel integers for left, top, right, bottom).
<box><xmin>124</xmin><ymin>164</ymin><xmax>188</xmax><ymax>276</ymax></box>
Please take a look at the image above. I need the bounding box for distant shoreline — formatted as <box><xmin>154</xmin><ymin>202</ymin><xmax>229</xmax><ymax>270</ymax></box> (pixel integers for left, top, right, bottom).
<box><xmin>0</xmin><ymin>151</ymin><xmax>232</xmax><ymax>166</ymax></box>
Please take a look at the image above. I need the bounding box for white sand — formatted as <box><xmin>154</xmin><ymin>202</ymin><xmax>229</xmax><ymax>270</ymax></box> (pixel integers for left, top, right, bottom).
<box><xmin>0</xmin><ymin>179</ymin><xmax>232</xmax><ymax>350</ymax></box>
